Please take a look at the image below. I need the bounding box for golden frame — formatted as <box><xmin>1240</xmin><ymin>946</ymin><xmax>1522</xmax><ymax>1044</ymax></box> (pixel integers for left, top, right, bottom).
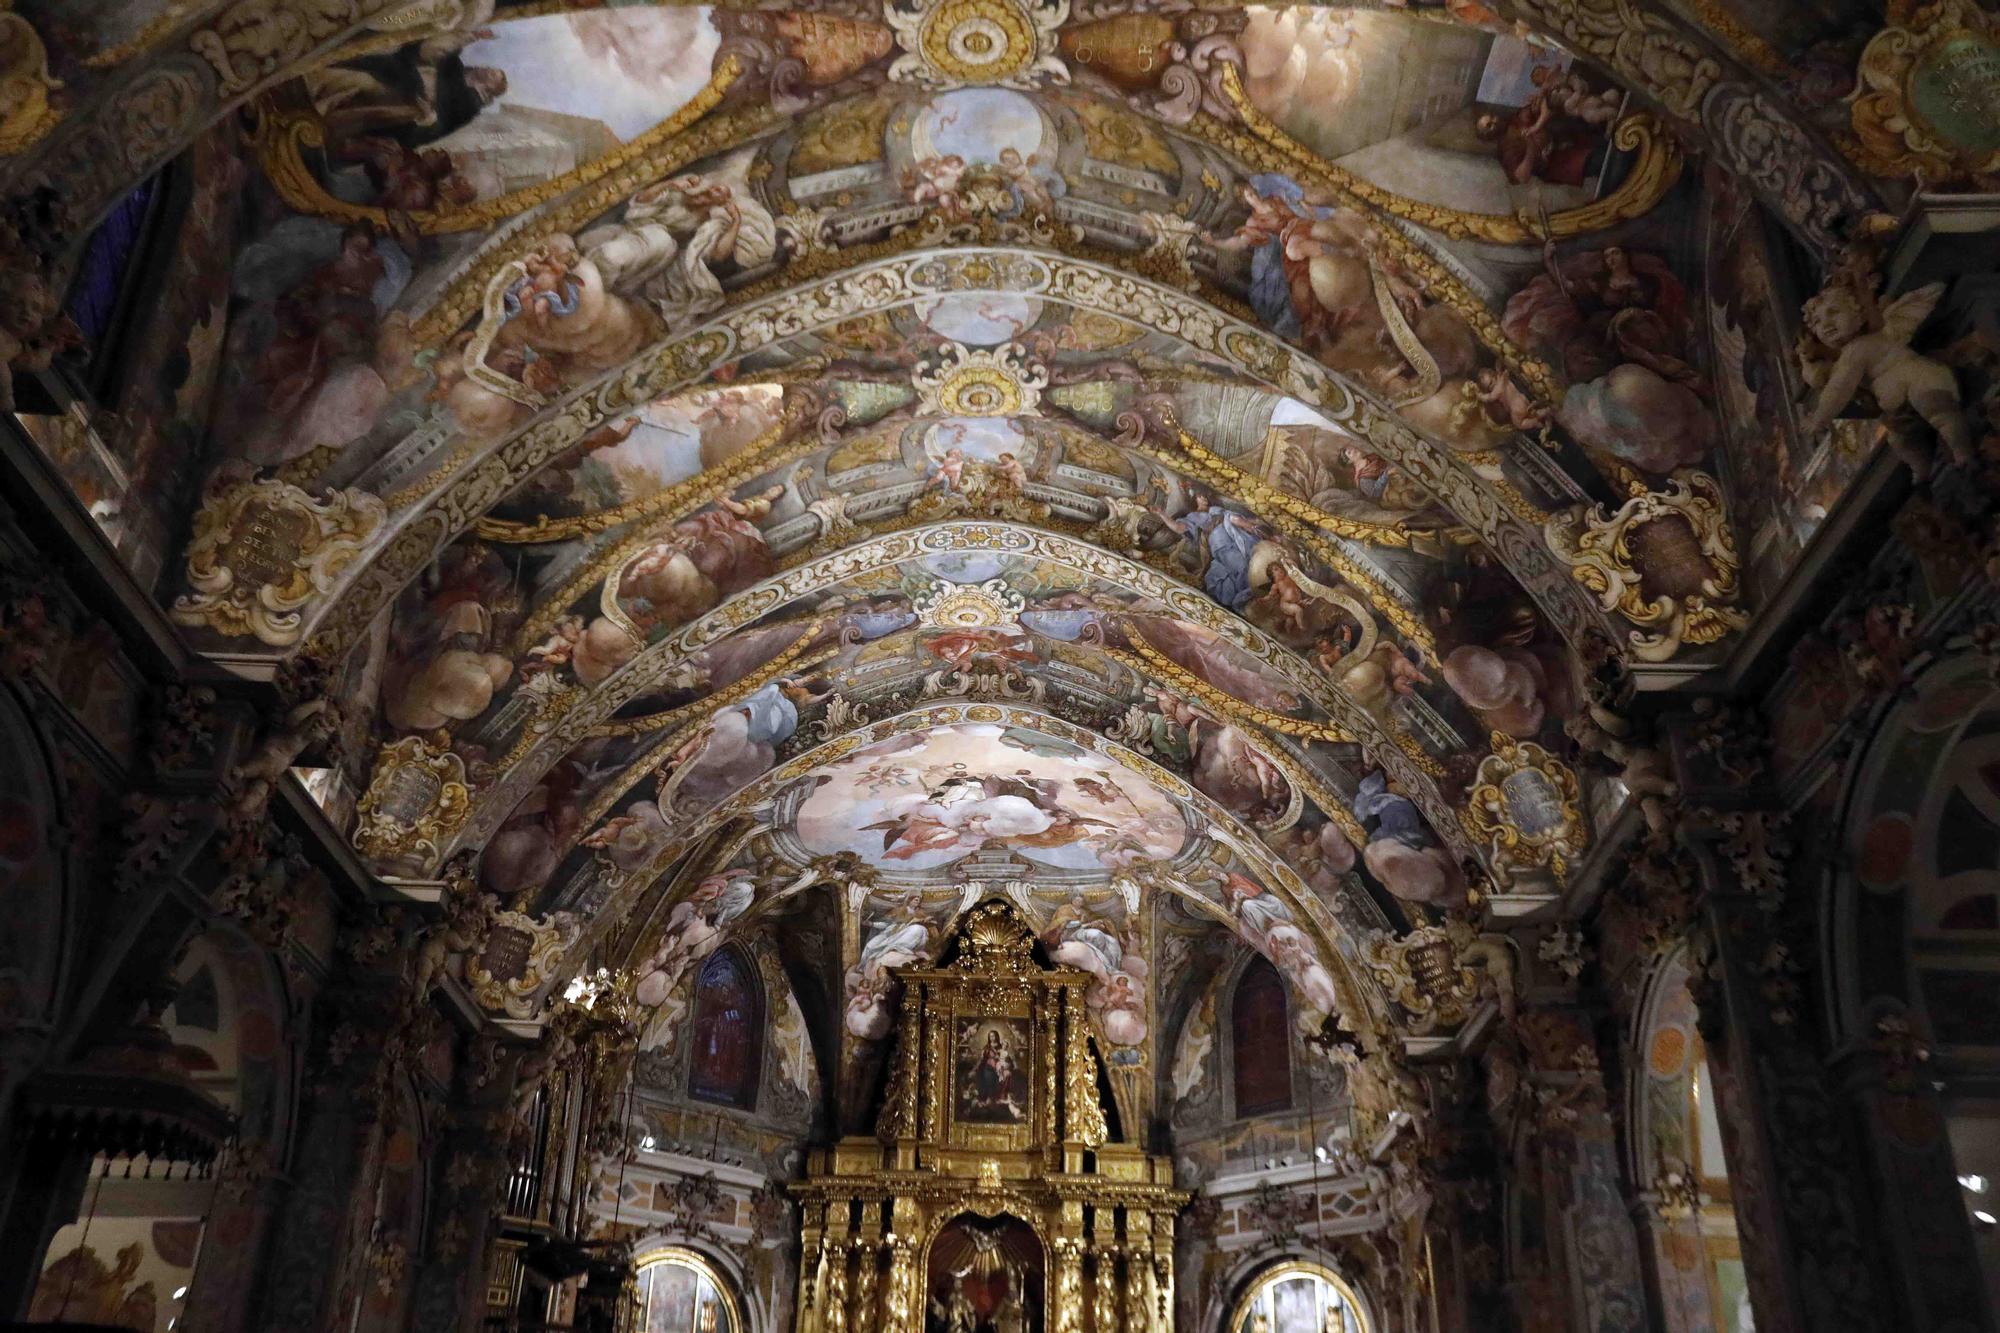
<box><xmin>631</xmin><ymin>1245</ymin><xmax>747</xmax><ymax>1333</ymax></box>
<box><xmin>1223</xmin><ymin>1260</ymin><xmax>1376</xmax><ymax>1333</ymax></box>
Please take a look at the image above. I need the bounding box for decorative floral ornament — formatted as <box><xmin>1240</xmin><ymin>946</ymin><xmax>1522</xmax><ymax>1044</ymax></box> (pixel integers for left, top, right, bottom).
<box><xmin>887</xmin><ymin>0</ymin><xmax>1070</xmax><ymax>89</ymax></box>
<box><xmin>913</xmin><ymin>577</ymin><xmax>1026</xmax><ymax>629</ymax></box>
<box><xmin>912</xmin><ymin>339</ymin><xmax>1049</xmax><ymax>417</ymax></box>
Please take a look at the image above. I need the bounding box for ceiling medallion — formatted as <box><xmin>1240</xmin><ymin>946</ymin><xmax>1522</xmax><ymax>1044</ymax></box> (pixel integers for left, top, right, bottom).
<box><xmin>913</xmin><ymin>577</ymin><xmax>1025</xmax><ymax>628</ymax></box>
<box><xmin>887</xmin><ymin>0</ymin><xmax>1070</xmax><ymax>88</ymax></box>
<box><xmin>913</xmin><ymin>341</ymin><xmax>1048</xmax><ymax>416</ymax></box>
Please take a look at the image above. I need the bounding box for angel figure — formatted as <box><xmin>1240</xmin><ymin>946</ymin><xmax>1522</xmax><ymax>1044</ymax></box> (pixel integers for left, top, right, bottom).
<box><xmin>409</xmin><ymin>866</ymin><xmax>498</xmax><ymax>1016</ymax></box>
<box><xmin>1799</xmin><ymin>278</ymin><xmax>1969</xmax><ymax>478</ymax></box>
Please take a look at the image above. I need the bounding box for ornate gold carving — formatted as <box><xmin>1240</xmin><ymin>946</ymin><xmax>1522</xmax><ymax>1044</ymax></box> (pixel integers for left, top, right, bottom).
<box><xmin>888</xmin><ymin>0</ymin><xmax>1066</xmax><ymax>88</ymax></box>
<box><xmin>913</xmin><ymin>578</ymin><xmax>1026</xmax><ymax>630</ymax></box>
<box><xmin>353</xmin><ymin>737</ymin><xmax>472</xmax><ymax>872</ymax></box>
<box><xmin>953</xmin><ymin>897</ymin><xmax>1040</xmax><ymax>973</ymax></box>
<box><xmin>171</xmin><ymin>477</ymin><xmax>385</xmax><ymax>647</ymax></box>
<box><xmin>794</xmin><ymin>898</ymin><xmax>1181</xmax><ymax>1331</ymax></box>
<box><xmin>0</xmin><ymin>5</ymin><xmax>62</xmax><ymax>156</ymax></box>
<box><xmin>1544</xmin><ymin>473</ymin><xmax>1747</xmax><ymax>661</ymax></box>
<box><xmin>1847</xmin><ymin>0</ymin><xmax>2000</xmax><ymax>185</ymax></box>
<box><xmin>915</xmin><ymin>341</ymin><xmax>1048</xmax><ymax>417</ymax></box>
<box><xmin>464</xmin><ymin>910</ymin><xmax>582</xmax><ymax>1020</ymax></box>
<box><xmin>1365</xmin><ymin>924</ymin><xmax>1481</xmax><ymax>1033</ymax></box>
<box><xmin>1463</xmin><ymin>737</ymin><xmax>1585</xmax><ymax>886</ymax></box>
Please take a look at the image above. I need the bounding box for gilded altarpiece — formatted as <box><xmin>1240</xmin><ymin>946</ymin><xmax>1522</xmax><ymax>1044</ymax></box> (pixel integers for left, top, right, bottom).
<box><xmin>790</xmin><ymin>900</ymin><xmax>1187</xmax><ymax>1333</ymax></box>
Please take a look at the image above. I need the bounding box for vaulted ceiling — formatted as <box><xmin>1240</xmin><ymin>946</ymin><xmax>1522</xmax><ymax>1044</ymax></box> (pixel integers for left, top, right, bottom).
<box><xmin>1</xmin><ymin>0</ymin><xmax>1916</xmax><ymax>1080</ymax></box>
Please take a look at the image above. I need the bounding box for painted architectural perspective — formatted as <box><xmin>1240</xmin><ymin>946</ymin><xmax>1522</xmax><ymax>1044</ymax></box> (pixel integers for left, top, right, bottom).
<box><xmin>0</xmin><ymin>0</ymin><xmax>1995</xmax><ymax>1329</ymax></box>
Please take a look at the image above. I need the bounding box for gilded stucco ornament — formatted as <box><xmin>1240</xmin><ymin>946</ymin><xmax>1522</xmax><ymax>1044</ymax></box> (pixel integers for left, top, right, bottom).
<box><xmin>1364</xmin><ymin>925</ymin><xmax>1481</xmax><ymax>1034</ymax></box>
<box><xmin>1463</xmin><ymin>738</ymin><xmax>1585</xmax><ymax>887</ymax></box>
<box><xmin>913</xmin><ymin>340</ymin><xmax>1048</xmax><ymax>417</ymax></box>
<box><xmin>465</xmin><ymin>909</ymin><xmax>584</xmax><ymax>1021</ymax></box>
<box><xmin>353</xmin><ymin>736</ymin><xmax>473</xmax><ymax>873</ymax></box>
<box><xmin>1848</xmin><ymin>0</ymin><xmax>2000</xmax><ymax>186</ymax></box>
<box><xmin>171</xmin><ymin>477</ymin><xmax>386</xmax><ymax>647</ymax></box>
<box><xmin>1490</xmin><ymin>0</ymin><xmax>1872</xmax><ymax>254</ymax></box>
<box><xmin>1544</xmin><ymin>474</ymin><xmax>1747</xmax><ymax>662</ymax></box>
<box><xmin>914</xmin><ymin>577</ymin><xmax>1026</xmax><ymax>629</ymax></box>
<box><xmin>888</xmin><ymin>0</ymin><xmax>1069</xmax><ymax>88</ymax></box>
<box><xmin>0</xmin><ymin>4</ymin><xmax>62</xmax><ymax>156</ymax></box>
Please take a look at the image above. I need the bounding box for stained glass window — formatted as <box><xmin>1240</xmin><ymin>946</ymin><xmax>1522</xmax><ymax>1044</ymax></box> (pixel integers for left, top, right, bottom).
<box><xmin>1233</xmin><ymin>956</ymin><xmax>1293</xmax><ymax>1117</ymax></box>
<box><xmin>687</xmin><ymin>947</ymin><xmax>763</xmax><ymax>1110</ymax></box>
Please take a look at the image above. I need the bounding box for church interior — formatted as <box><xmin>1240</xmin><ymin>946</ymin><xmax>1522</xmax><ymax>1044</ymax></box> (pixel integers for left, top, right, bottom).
<box><xmin>0</xmin><ymin>0</ymin><xmax>1996</xmax><ymax>1329</ymax></box>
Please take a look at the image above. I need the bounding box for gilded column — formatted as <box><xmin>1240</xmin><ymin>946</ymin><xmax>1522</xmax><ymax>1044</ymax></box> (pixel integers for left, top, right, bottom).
<box><xmin>1122</xmin><ymin>1212</ymin><xmax>1152</xmax><ymax>1333</ymax></box>
<box><xmin>1090</xmin><ymin>1210</ymin><xmax>1121</xmax><ymax>1333</ymax></box>
<box><xmin>822</xmin><ymin>1207</ymin><xmax>852</xmax><ymax>1333</ymax></box>
<box><xmin>1149</xmin><ymin>1212</ymin><xmax>1175</xmax><ymax>1330</ymax></box>
<box><xmin>796</xmin><ymin>1201</ymin><xmax>828</xmax><ymax>1333</ymax></box>
<box><xmin>848</xmin><ymin>1233</ymin><xmax>881</xmax><ymax>1330</ymax></box>
<box><xmin>1054</xmin><ymin>1236</ymin><xmax>1086</xmax><ymax>1333</ymax></box>
<box><xmin>882</xmin><ymin>1230</ymin><xmax>918</xmax><ymax>1333</ymax></box>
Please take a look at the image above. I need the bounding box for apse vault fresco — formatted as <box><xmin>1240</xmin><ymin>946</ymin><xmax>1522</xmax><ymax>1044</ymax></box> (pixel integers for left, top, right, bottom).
<box><xmin>3</xmin><ymin>0</ymin><xmax>2000</xmax><ymax>1328</ymax></box>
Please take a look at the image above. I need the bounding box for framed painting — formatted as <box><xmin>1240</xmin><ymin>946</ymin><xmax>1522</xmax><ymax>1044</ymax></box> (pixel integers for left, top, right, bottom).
<box><xmin>954</xmin><ymin>1017</ymin><xmax>1032</xmax><ymax>1126</ymax></box>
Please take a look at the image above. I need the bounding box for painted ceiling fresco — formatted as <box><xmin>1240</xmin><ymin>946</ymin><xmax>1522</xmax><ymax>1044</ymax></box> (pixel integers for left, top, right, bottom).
<box><xmin>7</xmin><ymin>0</ymin><xmax>1979</xmax><ymax>1083</ymax></box>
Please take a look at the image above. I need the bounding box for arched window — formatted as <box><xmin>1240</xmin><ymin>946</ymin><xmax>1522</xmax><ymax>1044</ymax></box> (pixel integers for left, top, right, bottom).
<box><xmin>60</xmin><ymin>167</ymin><xmax>185</xmax><ymax>404</ymax></box>
<box><xmin>1632</xmin><ymin>952</ymin><xmax>1748</xmax><ymax>1331</ymax></box>
<box><xmin>687</xmin><ymin>946</ymin><xmax>763</xmax><ymax>1111</ymax></box>
<box><xmin>1232</xmin><ymin>956</ymin><xmax>1293</xmax><ymax>1117</ymax></box>
<box><xmin>1226</xmin><ymin>1261</ymin><xmax>1373</xmax><ymax>1333</ymax></box>
<box><xmin>633</xmin><ymin>1248</ymin><xmax>742</xmax><ymax>1333</ymax></box>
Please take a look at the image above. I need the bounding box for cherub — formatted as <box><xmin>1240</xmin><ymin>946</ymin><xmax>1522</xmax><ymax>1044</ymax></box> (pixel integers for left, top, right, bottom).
<box><xmin>926</xmin><ymin>446</ymin><xmax>968</xmax><ymax>493</ymax></box>
<box><xmin>1800</xmin><ymin>279</ymin><xmax>1969</xmax><ymax>478</ymax></box>
<box><xmin>1474</xmin><ymin>366</ymin><xmax>1550</xmax><ymax>432</ymax></box>
<box><xmin>1563</xmin><ymin>699</ymin><xmax>1677</xmax><ymax>836</ymax></box>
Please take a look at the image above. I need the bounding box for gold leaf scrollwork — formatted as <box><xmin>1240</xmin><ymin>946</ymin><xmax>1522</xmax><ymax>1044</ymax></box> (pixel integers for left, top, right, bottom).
<box><xmin>1363</xmin><ymin>924</ymin><xmax>1482</xmax><ymax>1034</ymax></box>
<box><xmin>1543</xmin><ymin>472</ymin><xmax>1747</xmax><ymax>662</ymax></box>
<box><xmin>1462</xmin><ymin>737</ymin><xmax>1585</xmax><ymax>888</ymax></box>
<box><xmin>170</xmin><ymin>477</ymin><xmax>386</xmax><ymax>647</ymax></box>
<box><xmin>0</xmin><ymin>6</ymin><xmax>62</xmax><ymax>156</ymax></box>
<box><xmin>1221</xmin><ymin>65</ymin><xmax>1684</xmax><ymax>246</ymax></box>
<box><xmin>464</xmin><ymin>910</ymin><xmax>583</xmax><ymax>1020</ymax></box>
<box><xmin>353</xmin><ymin>736</ymin><xmax>473</xmax><ymax>873</ymax></box>
<box><xmin>1064</xmin><ymin>1017</ymin><xmax>1109</xmax><ymax>1148</ymax></box>
<box><xmin>887</xmin><ymin>0</ymin><xmax>1068</xmax><ymax>88</ymax></box>
<box><xmin>1845</xmin><ymin>0</ymin><xmax>2000</xmax><ymax>185</ymax></box>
